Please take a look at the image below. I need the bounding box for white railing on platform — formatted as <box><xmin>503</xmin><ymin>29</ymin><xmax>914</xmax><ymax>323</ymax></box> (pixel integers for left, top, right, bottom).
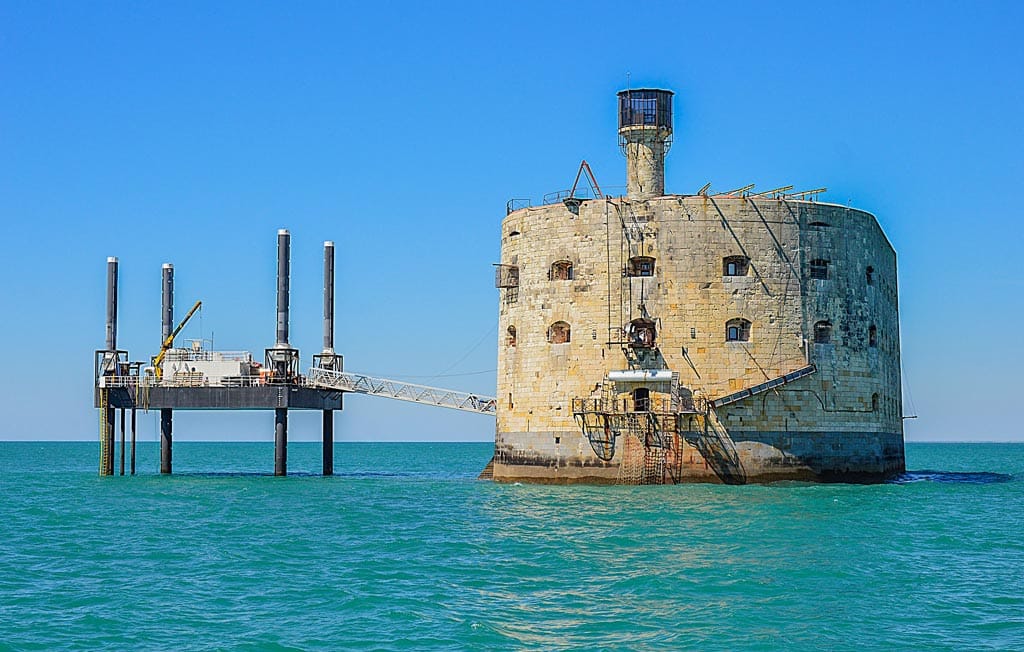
<box><xmin>305</xmin><ymin>368</ymin><xmax>496</xmax><ymax>415</ymax></box>
<box><xmin>97</xmin><ymin>375</ymin><xmax>268</xmax><ymax>388</ymax></box>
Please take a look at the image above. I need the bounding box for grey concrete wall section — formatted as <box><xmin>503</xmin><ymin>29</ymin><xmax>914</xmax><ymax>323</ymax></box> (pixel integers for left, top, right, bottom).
<box><xmin>100</xmin><ymin>386</ymin><xmax>344</xmax><ymax>410</ymax></box>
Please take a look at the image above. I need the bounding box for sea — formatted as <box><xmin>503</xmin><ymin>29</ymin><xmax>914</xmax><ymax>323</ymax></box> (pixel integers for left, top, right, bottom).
<box><xmin>0</xmin><ymin>441</ymin><xmax>1021</xmax><ymax>651</ymax></box>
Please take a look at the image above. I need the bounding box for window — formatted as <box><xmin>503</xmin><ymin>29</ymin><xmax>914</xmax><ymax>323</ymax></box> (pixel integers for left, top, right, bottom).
<box><xmin>726</xmin><ymin>318</ymin><xmax>751</xmax><ymax>342</ymax></box>
<box><xmin>809</xmin><ymin>221</ymin><xmax>830</xmax><ymax>227</ymax></box>
<box><xmin>869</xmin><ymin>325</ymin><xmax>877</xmax><ymax>348</ymax></box>
<box><xmin>507</xmin><ymin>325</ymin><xmax>517</xmax><ymax>347</ymax></box>
<box><xmin>628</xmin><ymin>319</ymin><xmax>657</xmax><ymax>348</ymax></box>
<box><xmin>866</xmin><ymin>266</ymin><xmax>875</xmax><ymax>286</ymax></box>
<box><xmin>550</xmin><ymin>260</ymin><xmax>573</xmax><ymax>281</ymax></box>
<box><xmin>809</xmin><ymin>259</ymin><xmax>830</xmax><ymax>280</ymax></box>
<box><xmin>871</xmin><ymin>393</ymin><xmax>879</xmax><ymax>412</ymax></box>
<box><xmin>723</xmin><ymin>255</ymin><xmax>750</xmax><ymax>277</ymax></box>
<box><xmin>548</xmin><ymin>321</ymin><xmax>571</xmax><ymax>344</ymax></box>
<box><xmin>814</xmin><ymin>321</ymin><xmax>832</xmax><ymax>344</ymax></box>
<box><xmin>633</xmin><ymin>388</ymin><xmax>650</xmax><ymax>412</ymax></box>
<box><xmin>627</xmin><ymin>256</ymin><xmax>656</xmax><ymax>277</ymax></box>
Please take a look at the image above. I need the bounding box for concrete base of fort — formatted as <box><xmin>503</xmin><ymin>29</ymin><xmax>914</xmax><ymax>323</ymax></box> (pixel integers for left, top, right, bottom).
<box><xmin>491</xmin><ymin>430</ymin><xmax>905</xmax><ymax>485</ymax></box>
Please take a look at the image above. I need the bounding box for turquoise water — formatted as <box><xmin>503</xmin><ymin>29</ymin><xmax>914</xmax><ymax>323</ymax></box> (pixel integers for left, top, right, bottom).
<box><xmin>1</xmin><ymin>442</ymin><xmax>1022</xmax><ymax>650</ymax></box>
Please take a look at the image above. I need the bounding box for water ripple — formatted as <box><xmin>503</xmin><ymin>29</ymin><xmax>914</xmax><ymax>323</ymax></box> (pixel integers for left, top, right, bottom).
<box><xmin>0</xmin><ymin>442</ymin><xmax>1022</xmax><ymax>650</ymax></box>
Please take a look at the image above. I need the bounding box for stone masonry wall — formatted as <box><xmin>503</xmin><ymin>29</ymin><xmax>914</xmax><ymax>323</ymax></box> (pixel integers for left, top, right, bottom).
<box><xmin>493</xmin><ymin>195</ymin><xmax>904</xmax><ymax>483</ymax></box>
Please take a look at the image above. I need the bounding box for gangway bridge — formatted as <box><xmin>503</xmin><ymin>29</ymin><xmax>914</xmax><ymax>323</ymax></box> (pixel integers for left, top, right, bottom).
<box><xmin>305</xmin><ymin>368</ymin><xmax>496</xmax><ymax>415</ymax></box>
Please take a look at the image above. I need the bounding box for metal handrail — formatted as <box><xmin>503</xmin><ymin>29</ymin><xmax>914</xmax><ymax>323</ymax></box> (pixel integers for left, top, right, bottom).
<box><xmin>161</xmin><ymin>350</ymin><xmax>254</xmax><ymax>362</ymax></box>
<box><xmin>98</xmin><ymin>375</ymin><xmax>269</xmax><ymax>389</ymax></box>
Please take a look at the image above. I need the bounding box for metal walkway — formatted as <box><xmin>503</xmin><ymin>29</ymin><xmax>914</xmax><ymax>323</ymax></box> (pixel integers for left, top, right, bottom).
<box><xmin>305</xmin><ymin>368</ymin><xmax>497</xmax><ymax>415</ymax></box>
<box><xmin>711</xmin><ymin>364</ymin><xmax>817</xmax><ymax>408</ymax></box>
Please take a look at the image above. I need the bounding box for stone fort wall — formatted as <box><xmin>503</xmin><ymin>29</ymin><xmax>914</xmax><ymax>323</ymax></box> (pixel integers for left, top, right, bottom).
<box><xmin>493</xmin><ymin>195</ymin><xmax>904</xmax><ymax>483</ymax></box>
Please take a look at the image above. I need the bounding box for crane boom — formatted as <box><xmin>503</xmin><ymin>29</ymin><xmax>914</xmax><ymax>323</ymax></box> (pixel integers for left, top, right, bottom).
<box><xmin>153</xmin><ymin>300</ymin><xmax>202</xmax><ymax>377</ymax></box>
<box><xmin>569</xmin><ymin>160</ymin><xmax>605</xmax><ymax>199</ymax></box>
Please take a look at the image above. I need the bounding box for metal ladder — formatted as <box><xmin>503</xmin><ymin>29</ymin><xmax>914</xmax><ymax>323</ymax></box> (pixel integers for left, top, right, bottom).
<box><xmin>97</xmin><ymin>388</ymin><xmax>111</xmax><ymax>476</ymax></box>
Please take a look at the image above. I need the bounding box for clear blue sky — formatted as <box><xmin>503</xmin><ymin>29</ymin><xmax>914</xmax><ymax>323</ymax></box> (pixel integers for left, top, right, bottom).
<box><xmin>1</xmin><ymin>1</ymin><xmax>1021</xmax><ymax>442</ymax></box>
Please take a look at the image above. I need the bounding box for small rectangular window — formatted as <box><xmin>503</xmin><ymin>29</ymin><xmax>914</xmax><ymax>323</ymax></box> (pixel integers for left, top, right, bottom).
<box><xmin>809</xmin><ymin>259</ymin><xmax>830</xmax><ymax>280</ymax></box>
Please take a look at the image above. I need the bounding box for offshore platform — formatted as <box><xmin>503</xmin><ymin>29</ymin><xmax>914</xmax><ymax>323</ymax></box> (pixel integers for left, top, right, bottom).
<box><xmin>94</xmin><ymin>230</ymin><xmax>495</xmax><ymax>476</ymax></box>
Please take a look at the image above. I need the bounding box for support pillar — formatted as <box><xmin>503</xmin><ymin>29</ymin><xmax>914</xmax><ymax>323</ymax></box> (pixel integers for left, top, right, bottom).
<box><xmin>119</xmin><ymin>409</ymin><xmax>126</xmax><ymax>476</ymax></box>
<box><xmin>160</xmin><ymin>409</ymin><xmax>173</xmax><ymax>474</ymax></box>
<box><xmin>130</xmin><ymin>408</ymin><xmax>137</xmax><ymax>476</ymax></box>
<box><xmin>275</xmin><ymin>408</ymin><xmax>288</xmax><ymax>476</ymax></box>
<box><xmin>322</xmin><ymin>409</ymin><xmax>334</xmax><ymax>476</ymax></box>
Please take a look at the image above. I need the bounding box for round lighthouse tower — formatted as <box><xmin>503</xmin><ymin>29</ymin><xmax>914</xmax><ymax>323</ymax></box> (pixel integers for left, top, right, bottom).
<box><xmin>617</xmin><ymin>89</ymin><xmax>674</xmax><ymax>199</ymax></box>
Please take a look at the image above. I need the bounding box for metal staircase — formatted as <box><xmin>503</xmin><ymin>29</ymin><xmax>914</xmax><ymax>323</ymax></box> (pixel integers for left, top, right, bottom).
<box><xmin>305</xmin><ymin>368</ymin><xmax>497</xmax><ymax>415</ymax></box>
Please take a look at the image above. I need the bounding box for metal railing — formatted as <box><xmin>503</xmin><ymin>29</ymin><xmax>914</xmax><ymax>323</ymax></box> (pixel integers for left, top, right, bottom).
<box><xmin>306</xmin><ymin>368</ymin><xmax>496</xmax><ymax>415</ymax></box>
<box><xmin>506</xmin><ymin>198</ymin><xmax>532</xmax><ymax>215</ymax></box>
<box><xmin>98</xmin><ymin>374</ymin><xmax>269</xmax><ymax>389</ymax></box>
<box><xmin>162</xmin><ymin>350</ymin><xmax>254</xmax><ymax>362</ymax></box>
<box><xmin>572</xmin><ymin>394</ymin><xmax>701</xmax><ymax>415</ymax></box>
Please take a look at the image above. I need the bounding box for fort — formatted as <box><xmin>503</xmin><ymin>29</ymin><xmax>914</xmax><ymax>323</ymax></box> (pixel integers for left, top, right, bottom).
<box><xmin>490</xmin><ymin>89</ymin><xmax>905</xmax><ymax>483</ymax></box>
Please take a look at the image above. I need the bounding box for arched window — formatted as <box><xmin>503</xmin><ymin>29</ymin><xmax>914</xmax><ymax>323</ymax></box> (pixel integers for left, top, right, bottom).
<box><xmin>726</xmin><ymin>318</ymin><xmax>751</xmax><ymax>342</ymax></box>
<box><xmin>866</xmin><ymin>266</ymin><xmax>875</xmax><ymax>286</ymax></box>
<box><xmin>814</xmin><ymin>320</ymin><xmax>832</xmax><ymax>344</ymax></box>
<box><xmin>550</xmin><ymin>260</ymin><xmax>573</xmax><ymax>281</ymax></box>
<box><xmin>809</xmin><ymin>259</ymin><xmax>830</xmax><ymax>280</ymax></box>
<box><xmin>628</xmin><ymin>318</ymin><xmax>657</xmax><ymax>349</ymax></box>
<box><xmin>871</xmin><ymin>393</ymin><xmax>879</xmax><ymax>412</ymax></box>
<box><xmin>869</xmin><ymin>325</ymin><xmax>877</xmax><ymax>348</ymax></box>
<box><xmin>548</xmin><ymin>321</ymin><xmax>571</xmax><ymax>344</ymax></box>
<box><xmin>506</xmin><ymin>325</ymin><xmax>517</xmax><ymax>347</ymax></box>
<box><xmin>723</xmin><ymin>256</ymin><xmax>750</xmax><ymax>277</ymax></box>
<box><xmin>627</xmin><ymin>256</ymin><xmax>656</xmax><ymax>277</ymax></box>
<box><xmin>633</xmin><ymin>387</ymin><xmax>650</xmax><ymax>412</ymax></box>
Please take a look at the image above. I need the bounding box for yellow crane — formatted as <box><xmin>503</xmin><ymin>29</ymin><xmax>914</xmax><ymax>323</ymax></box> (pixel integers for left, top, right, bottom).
<box><xmin>153</xmin><ymin>300</ymin><xmax>202</xmax><ymax>379</ymax></box>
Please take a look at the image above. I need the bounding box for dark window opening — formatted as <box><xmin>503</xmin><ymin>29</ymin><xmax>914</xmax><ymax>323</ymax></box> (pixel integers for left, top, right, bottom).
<box><xmin>550</xmin><ymin>260</ymin><xmax>574</xmax><ymax>281</ymax></box>
<box><xmin>723</xmin><ymin>255</ymin><xmax>750</xmax><ymax>277</ymax></box>
<box><xmin>628</xmin><ymin>318</ymin><xmax>657</xmax><ymax>349</ymax></box>
<box><xmin>869</xmin><ymin>325</ymin><xmax>877</xmax><ymax>348</ymax></box>
<box><xmin>866</xmin><ymin>266</ymin><xmax>875</xmax><ymax>286</ymax></box>
<box><xmin>814</xmin><ymin>320</ymin><xmax>832</xmax><ymax>344</ymax></box>
<box><xmin>872</xmin><ymin>393</ymin><xmax>879</xmax><ymax>412</ymax></box>
<box><xmin>726</xmin><ymin>318</ymin><xmax>751</xmax><ymax>342</ymax></box>
<box><xmin>809</xmin><ymin>221</ymin><xmax>830</xmax><ymax>227</ymax></box>
<box><xmin>627</xmin><ymin>255</ymin><xmax>656</xmax><ymax>277</ymax></box>
<box><xmin>507</xmin><ymin>325</ymin><xmax>517</xmax><ymax>347</ymax></box>
<box><xmin>548</xmin><ymin>321</ymin><xmax>571</xmax><ymax>344</ymax></box>
<box><xmin>809</xmin><ymin>259</ymin><xmax>830</xmax><ymax>280</ymax></box>
<box><xmin>509</xmin><ymin>230</ymin><xmax>521</xmax><ymax>237</ymax></box>
<box><xmin>633</xmin><ymin>387</ymin><xmax>651</xmax><ymax>412</ymax></box>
